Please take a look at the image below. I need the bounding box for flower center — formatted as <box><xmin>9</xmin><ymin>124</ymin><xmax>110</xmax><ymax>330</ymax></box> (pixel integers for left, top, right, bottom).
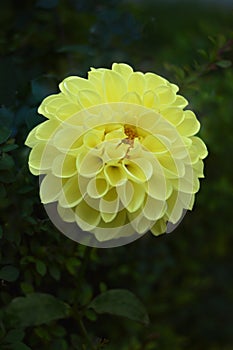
<box><xmin>124</xmin><ymin>124</ymin><xmax>138</xmax><ymax>140</ymax></box>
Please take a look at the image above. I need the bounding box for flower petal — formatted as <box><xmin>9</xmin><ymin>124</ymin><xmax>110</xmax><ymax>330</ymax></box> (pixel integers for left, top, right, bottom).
<box><xmin>143</xmin><ymin>196</ymin><xmax>166</xmax><ymax>220</ymax></box>
<box><xmin>128</xmin><ymin>72</ymin><xmax>146</xmax><ymax>96</ymax></box>
<box><xmin>87</xmin><ymin>177</ymin><xmax>109</xmax><ymax>199</ymax></box>
<box><xmin>104</xmin><ymin>163</ymin><xmax>127</xmax><ymax>186</ymax></box>
<box><xmin>58</xmin><ymin>176</ymin><xmax>84</xmax><ymax>208</ymax></box>
<box><xmin>52</xmin><ymin>153</ymin><xmax>77</xmax><ymax>178</ymax></box>
<box><xmin>103</xmin><ymin>71</ymin><xmax>127</xmax><ymax>102</ymax></box>
<box><xmin>57</xmin><ymin>204</ymin><xmax>75</xmax><ymax>223</ymax></box>
<box><xmin>112</xmin><ymin>63</ymin><xmax>133</xmax><ymax>79</ymax></box>
<box><xmin>78</xmin><ymin>151</ymin><xmax>104</xmax><ymax>178</ymax></box>
<box><xmin>128</xmin><ymin>209</ymin><xmax>152</xmax><ymax>234</ymax></box>
<box><xmin>122</xmin><ymin>92</ymin><xmax>142</xmax><ymax>104</ymax></box>
<box><xmin>78</xmin><ymin>90</ymin><xmax>102</xmax><ymax>108</ymax></box>
<box><xmin>122</xmin><ymin>158</ymin><xmax>153</xmax><ymax>183</ymax></box>
<box><xmin>28</xmin><ymin>143</ymin><xmax>59</xmax><ymax>171</ymax></box>
<box><xmin>35</xmin><ymin>119</ymin><xmax>60</xmax><ymax>141</ymax></box>
<box><xmin>145</xmin><ymin>72</ymin><xmax>166</xmax><ymax>90</ymax></box>
<box><xmin>150</xmin><ymin>218</ymin><xmax>167</xmax><ymax>236</ymax></box>
<box><xmin>117</xmin><ymin>180</ymin><xmax>145</xmax><ymax>213</ymax></box>
<box><xmin>59</xmin><ymin>76</ymin><xmax>95</xmax><ymax>96</ymax></box>
<box><xmin>75</xmin><ymin>199</ymin><xmax>101</xmax><ymax>231</ymax></box>
<box><xmin>93</xmin><ymin>210</ymin><xmax>127</xmax><ymax>241</ymax></box>
<box><xmin>177</xmin><ymin>110</ymin><xmax>200</xmax><ymax>137</ymax></box>
<box><xmin>162</xmin><ymin>107</ymin><xmax>185</xmax><ymax>126</ymax></box>
<box><xmin>40</xmin><ymin>174</ymin><xmax>62</xmax><ymax>204</ymax></box>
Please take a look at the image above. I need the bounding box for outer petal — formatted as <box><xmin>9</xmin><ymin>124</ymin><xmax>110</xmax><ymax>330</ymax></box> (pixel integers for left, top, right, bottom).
<box><xmin>102</xmin><ymin>71</ymin><xmax>127</xmax><ymax>102</ymax></box>
<box><xmin>40</xmin><ymin>174</ymin><xmax>62</xmax><ymax>204</ymax></box>
<box><xmin>112</xmin><ymin>63</ymin><xmax>134</xmax><ymax>79</ymax></box>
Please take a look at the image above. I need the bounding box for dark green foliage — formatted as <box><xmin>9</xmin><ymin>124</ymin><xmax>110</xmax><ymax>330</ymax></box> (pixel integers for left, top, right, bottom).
<box><xmin>89</xmin><ymin>289</ymin><xmax>150</xmax><ymax>325</ymax></box>
<box><xmin>0</xmin><ymin>0</ymin><xmax>233</xmax><ymax>349</ymax></box>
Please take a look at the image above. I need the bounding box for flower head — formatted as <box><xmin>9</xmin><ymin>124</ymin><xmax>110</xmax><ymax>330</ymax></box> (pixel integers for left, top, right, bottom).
<box><xmin>25</xmin><ymin>63</ymin><xmax>208</xmax><ymax>247</ymax></box>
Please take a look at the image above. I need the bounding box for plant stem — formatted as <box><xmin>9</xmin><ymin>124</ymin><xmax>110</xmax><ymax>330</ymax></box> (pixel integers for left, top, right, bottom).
<box><xmin>77</xmin><ymin>312</ymin><xmax>96</xmax><ymax>350</ymax></box>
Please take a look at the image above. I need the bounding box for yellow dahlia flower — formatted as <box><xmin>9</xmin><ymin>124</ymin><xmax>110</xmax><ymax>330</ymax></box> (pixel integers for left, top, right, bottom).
<box><xmin>25</xmin><ymin>63</ymin><xmax>207</xmax><ymax>246</ymax></box>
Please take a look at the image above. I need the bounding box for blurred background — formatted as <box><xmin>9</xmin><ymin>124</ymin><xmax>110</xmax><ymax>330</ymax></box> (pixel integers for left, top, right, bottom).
<box><xmin>0</xmin><ymin>0</ymin><xmax>233</xmax><ymax>349</ymax></box>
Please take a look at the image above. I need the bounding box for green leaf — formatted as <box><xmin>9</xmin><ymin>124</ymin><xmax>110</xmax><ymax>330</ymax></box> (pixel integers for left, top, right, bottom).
<box><xmin>49</xmin><ymin>265</ymin><xmax>61</xmax><ymax>281</ymax></box>
<box><xmin>0</xmin><ymin>266</ymin><xmax>19</xmax><ymax>282</ymax></box>
<box><xmin>0</xmin><ymin>225</ymin><xmax>3</xmax><ymax>239</ymax></box>
<box><xmin>1</xmin><ymin>143</ymin><xmax>18</xmax><ymax>152</ymax></box>
<box><xmin>0</xmin><ymin>107</ymin><xmax>14</xmax><ymax>128</ymax></box>
<box><xmin>216</xmin><ymin>60</ymin><xmax>232</xmax><ymax>69</ymax></box>
<box><xmin>89</xmin><ymin>289</ymin><xmax>149</xmax><ymax>325</ymax></box>
<box><xmin>10</xmin><ymin>342</ymin><xmax>31</xmax><ymax>350</ymax></box>
<box><xmin>20</xmin><ymin>282</ymin><xmax>34</xmax><ymax>294</ymax></box>
<box><xmin>0</xmin><ymin>127</ymin><xmax>11</xmax><ymax>144</ymax></box>
<box><xmin>36</xmin><ymin>260</ymin><xmax>47</xmax><ymax>276</ymax></box>
<box><xmin>4</xmin><ymin>293</ymin><xmax>70</xmax><ymax>328</ymax></box>
<box><xmin>4</xmin><ymin>329</ymin><xmax>25</xmax><ymax>343</ymax></box>
<box><xmin>0</xmin><ymin>153</ymin><xmax>14</xmax><ymax>170</ymax></box>
<box><xmin>0</xmin><ymin>108</ymin><xmax>13</xmax><ymax>143</ymax></box>
<box><xmin>65</xmin><ymin>257</ymin><xmax>81</xmax><ymax>275</ymax></box>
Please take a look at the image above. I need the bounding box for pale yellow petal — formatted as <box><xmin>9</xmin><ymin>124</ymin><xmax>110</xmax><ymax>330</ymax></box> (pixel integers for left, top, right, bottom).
<box><xmin>59</xmin><ymin>76</ymin><xmax>95</xmax><ymax>96</ymax></box>
<box><xmin>190</xmin><ymin>136</ymin><xmax>208</xmax><ymax>159</ymax></box>
<box><xmin>112</xmin><ymin>63</ymin><xmax>134</xmax><ymax>79</ymax></box>
<box><xmin>162</xmin><ymin>107</ymin><xmax>185</xmax><ymax>126</ymax></box>
<box><xmin>28</xmin><ymin>143</ymin><xmax>59</xmax><ymax>171</ymax></box>
<box><xmin>83</xmin><ymin>130</ymin><xmax>104</xmax><ymax>149</ymax></box>
<box><xmin>38</xmin><ymin>94</ymin><xmax>68</xmax><ymax>118</ymax></box>
<box><xmin>57</xmin><ymin>204</ymin><xmax>75</xmax><ymax>223</ymax></box>
<box><xmin>78</xmin><ymin>151</ymin><xmax>104</xmax><ymax>178</ymax></box>
<box><xmin>103</xmin><ymin>70</ymin><xmax>127</xmax><ymax>102</ymax></box>
<box><xmin>75</xmin><ymin>199</ymin><xmax>101</xmax><ymax>231</ymax></box>
<box><xmin>122</xmin><ymin>92</ymin><xmax>142</xmax><ymax>104</ymax></box>
<box><xmin>146</xmin><ymin>160</ymin><xmax>167</xmax><ymax>200</ymax></box>
<box><xmin>143</xmin><ymin>196</ymin><xmax>166</xmax><ymax>220</ymax></box>
<box><xmin>40</xmin><ymin>173</ymin><xmax>62</xmax><ymax>204</ymax></box>
<box><xmin>52</xmin><ymin>153</ymin><xmax>77</xmax><ymax>178</ymax></box>
<box><xmin>53</xmin><ymin>127</ymin><xmax>83</xmax><ymax>153</ymax></box>
<box><xmin>142</xmin><ymin>134</ymin><xmax>170</xmax><ymax>154</ymax></box>
<box><xmin>193</xmin><ymin>159</ymin><xmax>204</xmax><ymax>178</ymax></box>
<box><xmin>177</xmin><ymin>110</ymin><xmax>200</xmax><ymax>137</ymax></box>
<box><xmin>122</xmin><ymin>158</ymin><xmax>153</xmax><ymax>183</ymax></box>
<box><xmin>150</xmin><ymin>218</ymin><xmax>167</xmax><ymax>236</ymax></box>
<box><xmin>103</xmin><ymin>141</ymin><xmax>128</xmax><ymax>162</ymax></box>
<box><xmin>143</xmin><ymin>90</ymin><xmax>159</xmax><ymax>109</ymax></box>
<box><xmin>93</xmin><ymin>210</ymin><xmax>127</xmax><ymax>241</ymax></box>
<box><xmin>171</xmin><ymin>95</ymin><xmax>188</xmax><ymax>108</ymax></box>
<box><xmin>145</xmin><ymin>72</ymin><xmax>166</xmax><ymax>90</ymax></box>
<box><xmin>128</xmin><ymin>72</ymin><xmax>146</xmax><ymax>96</ymax></box>
<box><xmin>157</xmin><ymin>155</ymin><xmax>185</xmax><ymax>178</ymax></box>
<box><xmin>99</xmin><ymin>188</ymin><xmax>119</xmax><ymax>222</ymax></box>
<box><xmin>104</xmin><ymin>163</ymin><xmax>127</xmax><ymax>186</ymax></box>
<box><xmin>87</xmin><ymin>177</ymin><xmax>109</xmax><ymax>198</ymax></box>
<box><xmin>56</xmin><ymin>103</ymin><xmax>81</xmax><ymax>121</ymax></box>
<box><xmin>35</xmin><ymin>119</ymin><xmax>60</xmax><ymax>141</ymax></box>
<box><xmin>117</xmin><ymin>180</ymin><xmax>145</xmax><ymax>213</ymax></box>
<box><xmin>128</xmin><ymin>209</ymin><xmax>152</xmax><ymax>234</ymax></box>
<box><xmin>58</xmin><ymin>175</ymin><xmax>83</xmax><ymax>208</ymax></box>
<box><xmin>171</xmin><ymin>165</ymin><xmax>200</xmax><ymax>193</ymax></box>
<box><xmin>78</xmin><ymin>90</ymin><xmax>102</xmax><ymax>108</ymax></box>
<box><xmin>155</xmin><ymin>86</ymin><xmax>176</xmax><ymax>105</ymax></box>
<box><xmin>25</xmin><ymin>126</ymin><xmax>39</xmax><ymax>147</ymax></box>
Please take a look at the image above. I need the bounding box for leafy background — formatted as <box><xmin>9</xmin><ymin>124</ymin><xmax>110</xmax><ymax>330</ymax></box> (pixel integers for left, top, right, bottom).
<box><xmin>0</xmin><ymin>0</ymin><xmax>233</xmax><ymax>349</ymax></box>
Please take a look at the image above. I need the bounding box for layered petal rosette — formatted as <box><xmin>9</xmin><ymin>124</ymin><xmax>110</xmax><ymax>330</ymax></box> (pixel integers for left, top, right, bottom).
<box><xmin>25</xmin><ymin>63</ymin><xmax>208</xmax><ymax>247</ymax></box>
